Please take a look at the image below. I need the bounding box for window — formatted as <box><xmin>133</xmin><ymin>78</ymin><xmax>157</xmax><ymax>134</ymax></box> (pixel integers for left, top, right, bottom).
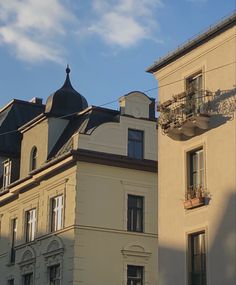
<box><xmin>22</xmin><ymin>273</ymin><xmax>33</xmax><ymax>285</ymax></box>
<box><xmin>127</xmin><ymin>265</ymin><xmax>143</xmax><ymax>285</ymax></box>
<box><xmin>51</xmin><ymin>196</ymin><xmax>63</xmax><ymax>232</ymax></box>
<box><xmin>8</xmin><ymin>279</ymin><xmax>14</xmax><ymax>285</ymax></box>
<box><xmin>10</xmin><ymin>218</ymin><xmax>17</xmax><ymax>263</ymax></box>
<box><xmin>30</xmin><ymin>146</ymin><xmax>37</xmax><ymax>171</ymax></box>
<box><xmin>185</xmin><ymin>72</ymin><xmax>203</xmax><ymax>114</ymax></box>
<box><xmin>49</xmin><ymin>264</ymin><xmax>61</xmax><ymax>285</ymax></box>
<box><xmin>128</xmin><ymin>129</ymin><xmax>144</xmax><ymax>159</ymax></box>
<box><xmin>3</xmin><ymin>160</ymin><xmax>11</xmax><ymax>189</ymax></box>
<box><xmin>188</xmin><ymin>148</ymin><xmax>204</xmax><ymax>199</ymax></box>
<box><xmin>127</xmin><ymin>195</ymin><xmax>143</xmax><ymax>232</ymax></box>
<box><xmin>188</xmin><ymin>231</ymin><xmax>206</xmax><ymax>285</ymax></box>
<box><xmin>25</xmin><ymin>209</ymin><xmax>36</xmax><ymax>242</ymax></box>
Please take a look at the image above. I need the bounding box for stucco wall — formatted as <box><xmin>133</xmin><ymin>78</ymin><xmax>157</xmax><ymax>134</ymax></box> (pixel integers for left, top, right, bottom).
<box><xmin>153</xmin><ymin>24</ymin><xmax>236</xmax><ymax>285</ymax></box>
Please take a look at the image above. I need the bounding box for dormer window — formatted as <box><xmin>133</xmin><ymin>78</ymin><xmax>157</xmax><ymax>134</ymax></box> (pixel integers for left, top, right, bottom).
<box><xmin>3</xmin><ymin>159</ymin><xmax>11</xmax><ymax>189</ymax></box>
<box><xmin>30</xmin><ymin>146</ymin><xmax>38</xmax><ymax>171</ymax></box>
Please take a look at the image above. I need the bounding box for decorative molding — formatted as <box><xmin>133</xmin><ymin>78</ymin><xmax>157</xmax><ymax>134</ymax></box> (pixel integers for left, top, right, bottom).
<box><xmin>122</xmin><ymin>243</ymin><xmax>151</xmax><ymax>260</ymax></box>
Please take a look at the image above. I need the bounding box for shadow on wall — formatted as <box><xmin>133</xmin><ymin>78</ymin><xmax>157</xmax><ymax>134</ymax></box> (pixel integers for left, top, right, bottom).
<box><xmin>158</xmin><ymin>192</ymin><xmax>236</xmax><ymax>285</ymax></box>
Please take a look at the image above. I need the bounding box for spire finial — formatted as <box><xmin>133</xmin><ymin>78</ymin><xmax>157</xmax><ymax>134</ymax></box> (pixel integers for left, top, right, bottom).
<box><xmin>66</xmin><ymin>64</ymin><xmax>70</xmax><ymax>74</ymax></box>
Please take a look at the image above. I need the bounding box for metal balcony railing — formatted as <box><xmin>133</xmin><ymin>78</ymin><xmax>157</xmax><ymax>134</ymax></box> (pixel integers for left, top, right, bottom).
<box><xmin>157</xmin><ymin>90</ymin><xmax>213</xmax><ymax>133</ymax></box>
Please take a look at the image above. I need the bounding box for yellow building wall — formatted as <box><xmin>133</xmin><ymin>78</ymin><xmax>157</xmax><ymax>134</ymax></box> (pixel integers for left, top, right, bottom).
<box><xmin>152</xmin><ymin>25</ymin><xmax>236</xmax><ymax>285</ymax></box>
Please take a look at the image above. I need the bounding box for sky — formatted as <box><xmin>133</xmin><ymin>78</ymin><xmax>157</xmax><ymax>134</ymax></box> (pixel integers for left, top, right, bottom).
<box><xmin>0</xmin><ymin>0</ymin><xmax>235</xmax><ymax>110</ymax></box>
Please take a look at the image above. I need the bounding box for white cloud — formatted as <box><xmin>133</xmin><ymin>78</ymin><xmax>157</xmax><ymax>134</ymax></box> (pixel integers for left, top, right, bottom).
<box><xmin>89</xmin><ymin>0</ymin><xmax>162</xmax><ymax>47</ymax></box>
<box><xmin>0</xmin><ymin>0</ymin><xmax>75</xmax><ymax>63</ymax></box>
<box><xmin>0</xmin><ymin>0</ymin><xmax>163</xmax><ymax>63</ymax></box>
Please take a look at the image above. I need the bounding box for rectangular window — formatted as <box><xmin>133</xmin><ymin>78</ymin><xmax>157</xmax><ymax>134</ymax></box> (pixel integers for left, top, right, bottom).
<box><xmin>127</xmin><ymin>195</ymin><xmax>144</xmax><ymax>232</ymax></box>
<box><xmin>3</xmin><ymin>160</ymin><xmax>12</xmax><ymax>189</ymax></box>
<box><xmin>10</xmin><ymin>218</ymin><xmax>17</xmax><ymax>263</ymax></box>
<box><xmin>127</xmin><ymin>265</ymin><xmax>144</xmax><ymax>285</ymax></box>
<box><xmin>26</xmin><ymin>209</ymin><xmax>36</xmax><ymax>242</ymax></box>
<box><xmin>49</xmin><ymin>264</ymin><xmax>61</xmax><ymax>285</ymax></box>
<box><xmin>8</xmin><ymin>279</ymin><xmax>14</xmax><ymax>285</ymax></box>
<box><xmin>51</xmin><ymin>196</ymin><xmax>63</xmax><ymax>232</ymax></box>
<box><xmin>188</xmin><ymin>148</ymin><xmax>204</xmax><ymax>199</ymax></box>
<box><xmin>188</xmin><ymin>231</ymin><xmax>206</xmax><ymax>285</ymax></box>
<box><xmin>128</xmin><ymin>129</ymin><xmax>144</xmax><ymax>160</ymax></box>
<box><xmin>22</xmin><ymin>273</ymin><xmax>33</xmax><ymax>285</ymax></box>
<box><xmin>186</xmin><ymin>73</ymin><xmax>203</xmax><ymax>114</ymax></box>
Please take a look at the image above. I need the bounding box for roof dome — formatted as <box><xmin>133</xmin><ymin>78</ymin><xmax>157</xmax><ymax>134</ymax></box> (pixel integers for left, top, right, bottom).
<box><xmin>45</xmin><ymin>66</ymin><xmax>88</xmax><ymax>117</ymax></box>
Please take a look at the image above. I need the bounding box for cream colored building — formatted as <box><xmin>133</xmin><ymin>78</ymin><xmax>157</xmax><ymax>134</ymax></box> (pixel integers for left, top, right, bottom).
<box><xmin>0</xmin><ymin>68</ymin><xmax>158</xmax><ymax>284</ymax></box>
<box><xmin>147</xmin><ymin>12</ymin><xmax>236</xmax><ymax>285</ymax></box>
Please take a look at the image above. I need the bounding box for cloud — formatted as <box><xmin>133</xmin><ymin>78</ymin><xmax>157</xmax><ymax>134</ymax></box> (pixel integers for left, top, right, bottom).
<box><xmin>88</xmin><ymin>0</ymin><xmax>162</xmax><ymax>47</ymax></box>
<box><xmin>0</xmin><ymin>0</ymin><xmax>163</xmax><ymax>63</ymax></box>
<box><xmin>0</xmin><ymin>0</ymin><xmax>75</xmax><ymax>63</ymax></box>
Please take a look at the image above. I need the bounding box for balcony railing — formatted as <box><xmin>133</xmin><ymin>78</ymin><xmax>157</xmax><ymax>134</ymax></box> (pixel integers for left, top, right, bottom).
<box><xmin>157</xmin><ymin>90</ymin><xmax>212</xmax><ymax>137</ymax></box>
<box><xmin>158</xmin><ymin>88</ymin><xmax>236</xmax><ymax>138</ymax></box>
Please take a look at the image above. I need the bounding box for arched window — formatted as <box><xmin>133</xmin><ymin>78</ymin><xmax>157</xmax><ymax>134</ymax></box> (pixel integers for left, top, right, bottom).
<box><xmin>30</xmin><ymin>146</ymin><xmax>37</xmax><ymax>171</ymax></box>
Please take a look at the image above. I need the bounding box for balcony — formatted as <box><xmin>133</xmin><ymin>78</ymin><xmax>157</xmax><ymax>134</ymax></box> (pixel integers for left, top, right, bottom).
<box><xmin>157</xmin><ymin>89</ymin><xmax>213</xmax><ymax>138</ymax></box>
<box><xmin>183</xmin><ymin>185</ymin><xmax>207</xmax><ymax>210</ymax></box>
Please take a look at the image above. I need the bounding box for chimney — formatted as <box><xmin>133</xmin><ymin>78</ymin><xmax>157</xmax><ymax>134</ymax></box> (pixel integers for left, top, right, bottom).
<box><xmin>29</xmin><ymin>97</ymin><xmax>43</xmax><ymax>105</ymax></box>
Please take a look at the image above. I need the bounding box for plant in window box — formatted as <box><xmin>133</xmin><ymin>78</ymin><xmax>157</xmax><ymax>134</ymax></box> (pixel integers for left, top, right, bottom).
<box><xmin>183</xmin><ymin>186</ymin><xmax>210</xmax><ymax>209</ymax></box>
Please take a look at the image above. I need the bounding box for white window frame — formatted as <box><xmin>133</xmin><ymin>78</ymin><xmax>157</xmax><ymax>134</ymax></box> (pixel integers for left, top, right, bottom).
<box><xmin>188</xmin><ymin>148</ymin><xmax>204</xmax><ymax>190</ymax></box>
<box><xmin>26</xmin><ymin>209</ymin><xmax>36</xmax><ymax>242</ymax></box>
<box><xmin>51</xmin><ymin>196</ymin><xmax>63</xmax><ymax>232</ymax></box>
<box><xmin>3</xmin><ymin>159</ymin><xmax>12</xmax><ymax>189</ymax></box>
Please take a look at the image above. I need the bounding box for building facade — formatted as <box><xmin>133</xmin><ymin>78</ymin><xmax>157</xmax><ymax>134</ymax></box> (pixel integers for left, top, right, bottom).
<box><xmin>147</xmin><ymin>12</ymin><xmax>236</xmax><ymax>285</ymax></box>
<box><xmin>0</xmin><ymin>68</ymin><xmax>158</xmax><ymax>284</ymax></box>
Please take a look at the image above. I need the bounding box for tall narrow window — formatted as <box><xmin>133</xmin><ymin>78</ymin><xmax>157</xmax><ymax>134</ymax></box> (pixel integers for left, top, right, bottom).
<box><xmin>49</xmin><ymin>264</ymin><xmax>61</xmax><ymax>285</ymax></box>
<box><xmin>127</xmin><ymin>265</ymin><xmax>143</xmax><ymax>285</ymax></box>
<box><xmin>128</xmin><ymin>129</ymin><xmax>144</xmax><ymax>159</ymax></box>
<box><xmin>22</xmin><ymin>273</ymin><xmax>33</xmax><ymax>285</ymax></box>
<box><xmin>127</xmin><ymin>195</ymin><xmax>144</xmax><ymax>232</ymax></box>
<box><xmin>51</xmin><ymin>196</ymin><xmax>63</xmax><ymax>232</ymax></box>
<box><xmin>188</xmin><ymin>148</ymin><xmax>204</xmax><ymax>199</ymax></box>
<box><xmin>26</xmin><ymin>209</ymin><xmax>36</xmax><ymax>242</ymax></box>
<box><xmin>186</xmin><ymin>73</ymin><xmax>203</xmax><ymax>114</ymax></box>
<box><xmin>3</xmin><ymin>159</ymin><xmax>11</xmax><ymax>189</ymax></box>
<box><xmin>30</xmin><ymin>146</ymin><xmax>37</xmax><ymax>171</ymax></box>
<box><xmin>10</xmin><ymin>218</ymin><xmax>17</xmax><ymax>263</ymax></box>
<box><xmin>188</xmin><ymin>231</ymin><xmax>206</xmax><ymax>285</ymax></box>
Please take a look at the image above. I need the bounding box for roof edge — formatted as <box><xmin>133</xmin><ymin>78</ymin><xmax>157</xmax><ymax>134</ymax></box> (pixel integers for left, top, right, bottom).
<box><xmin>146</xmin><ymin>10</ymin><xmax>236</xmax><ymax>73</ymax></box>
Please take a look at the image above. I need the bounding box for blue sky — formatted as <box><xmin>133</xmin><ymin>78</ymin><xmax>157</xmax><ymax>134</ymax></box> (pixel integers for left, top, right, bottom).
<box><xmin>0</xmin><ymin>0</ymin><xmax>235</xmax><ymax>110</ymax></box>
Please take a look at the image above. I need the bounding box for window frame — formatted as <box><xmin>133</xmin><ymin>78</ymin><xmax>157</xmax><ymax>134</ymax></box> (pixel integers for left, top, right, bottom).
<box><xmin>185</xmin><ymin>71</ymin><xmax>203</xmax><ymax>115</ymax></box>
<box><xmin>10</xmin><ymin>218</ymin><xmax>17</xmax><ymax>263</ymax></box>
<box><xmin>8</xmin><ymin>279</ymin><xmax>14</xmax><ymax>285</ymax></box>
<box><xmin>48</xmin><ymin>264</ymin><xmax>61</xmax><ymax>285</ymax></box>
<box><xmin>25</xmin><ymin>209</ymin><xmax>37</xmax><ymax>242</ymax></box>
<box><xmin>127</xmin><ymin>265</ymin><xmax>144</xmax><ymax>285</ymax></box>
<box><xmin>127</xmin><ymin>195</ymin><xmax>144</xmax><ymax>233</ymax></box>
<box><xmin>128</xmin><ymin>129</ymin><xmax>144</xmax><ymax>160</ymax></box>
<box><xmin>188</xmin><ymin>231</ymin><xmax>207</xmax><ymax>285</ymax></box>
<box><xmin>3</xmin><ymin>159</ymin><xmax>12</xmax><ymax>189</ymax></box>
<box><xmin>30</xmin><ymin>146</ymin><xmax>38</xmax><ymax>171</ymax></box>
<box><xmin>187</xmin><ymin>147</ymin><xmax>205</xmax><ymax>199</ymax></box>
<box><xmin>50</xmin><ymin>195</ymin><xmax>64</xmax><ymax>232</ymax></box>
<box><xmin>22</xmin><ymin>272</ymin><xmax>33</xmax><ymax>285</ymax></box>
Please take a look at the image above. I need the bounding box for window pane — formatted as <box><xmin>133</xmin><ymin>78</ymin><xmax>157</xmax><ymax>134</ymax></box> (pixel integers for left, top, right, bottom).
<box><xmin>189</xmin><ymin>232</ymin><xmax>206</xmax><ymax>285</ymax></box>
<box><xmin>127</xmin><ymin>195</ymin><xmax>143</xmax><ymax>232</ymax></box>
<box><xmin>51</xmin><ymin>196</ymin><xmax>63</xmax><ymax>232</ymax></box>
<box><xmin>128</xmin><ymin>130</ymin><xmax>144</xmax><ymax>159</ymax></box>
<box><xmin>127</xmin><ymin>265</ymin><xmax>143</xmax><ymax>285</ymax></box>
